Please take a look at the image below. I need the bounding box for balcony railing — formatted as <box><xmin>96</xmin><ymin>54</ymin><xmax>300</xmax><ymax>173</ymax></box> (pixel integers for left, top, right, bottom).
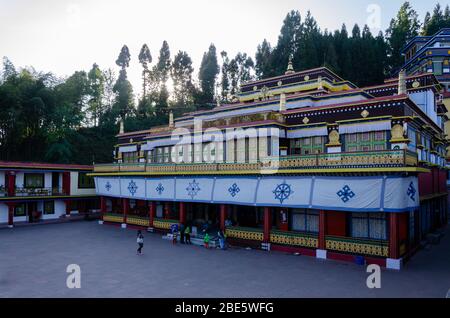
<box><xmin>325</xmin><ymin>235</ymin><xmax>389</xmax><ymax>257</ymax></box>
<box><xmin>93</xmin><ymin>149</ymin><xmax>418</xmax><ymax>174</ymax></box>
<box><xmin>1</xmin><ymin>187</ymin><xmax>68</xmax><ymax>197</ymax></box>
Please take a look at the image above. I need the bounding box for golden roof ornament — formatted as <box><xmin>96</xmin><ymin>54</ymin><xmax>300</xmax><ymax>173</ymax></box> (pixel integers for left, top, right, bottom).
<box><xmin>285</xmin><ymin>54</ymin><xmax>295</xmax><ymax>75</ymax></box>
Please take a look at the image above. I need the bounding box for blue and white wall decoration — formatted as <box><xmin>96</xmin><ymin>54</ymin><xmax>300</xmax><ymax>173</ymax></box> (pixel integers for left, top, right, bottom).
<box><xmin>95</xmin><ymin>175</ymin><xmax>419</xmax><ymax>212</ymax></box>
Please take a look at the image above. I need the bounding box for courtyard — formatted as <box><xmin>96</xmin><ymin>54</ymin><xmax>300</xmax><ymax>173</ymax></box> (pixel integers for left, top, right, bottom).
<box><xmin>0</xmin><ymin>221</ymin><xmax>449</xmax><ymax>298</ymax></box>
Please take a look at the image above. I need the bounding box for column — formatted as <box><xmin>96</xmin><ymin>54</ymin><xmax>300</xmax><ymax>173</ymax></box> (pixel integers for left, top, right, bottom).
<box><xmin>149</xmin><ymin>201</ymin><xmax>156</xmax><ymax>228</ymax></box>
<box><xmin>99</xmin><ymin>196</ymin><xmax>106</xmax><ymax>224</ymax></box>
<box><xmin>164</xmin><ymin>202</ymin><xmax>170</xmax><ymax>219</ymax></box>
<box><xmin>7</xmin><ymin>172</ymin><xmax>15</xmax><ymax>197</ymax></box>
<box><xmin>387</xmin><ymin>212</ymin><xmax>402</xmax><ymax>270</ymax></box>
<box><xmin>179</xmin><ymin>202</ymin><xmax>186</xmax><ymax>225</ymax></box>
<box><xmin>263</xmin><ymin>207</ymin><xmax>271</xmax><ymax>243</ymax></box>
<box><xmin>62</xmin><ymin>172</ymin><xmax>71</xmax><ymax>195</ymax></box>
<box><xmin>220</xmin><ymin>204</ymin><xmax>226</xmax><ymax>231</ymax></box>
<box><xmin>122</xmin><ymin>198</ymin><xmax>129</xmax><ymax>228</ymax></box>
<box><xmin>65</xmin><ymin>200</ymin><xmax>72</xmax><ymax>217</ymax></box>
<box><xmin>317</xmin><ymin>210</ymin><xmax>327</xmax><ymax>259</ymax></box>
<box><xmin>7</xmin><ymin>203</ymin><xmax>15</xmax><ymax>228</ymax></box>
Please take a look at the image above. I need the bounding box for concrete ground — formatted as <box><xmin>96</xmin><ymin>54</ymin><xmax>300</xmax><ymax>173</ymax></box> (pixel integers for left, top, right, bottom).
<box><xmin>0</xmin><ymin>221</ymin><xmax>449</xmax><ymax>298</ymax></box>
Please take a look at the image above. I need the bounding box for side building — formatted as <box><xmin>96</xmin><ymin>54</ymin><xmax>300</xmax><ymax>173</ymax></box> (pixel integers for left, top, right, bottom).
<box><xmin>90</xmin><ymin>63</ymin><xmax>448</xmax><ymax>269</ymax></box>
<box><xmin>0</xmin><ymin>161</ymin><xmax>98</xmax><ymax>227</ymax></box>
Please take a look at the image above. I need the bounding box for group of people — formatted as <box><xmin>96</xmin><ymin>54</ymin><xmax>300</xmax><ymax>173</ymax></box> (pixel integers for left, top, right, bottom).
<box><xmin>135</xmin><ymin>223</ymin><xmax>229</xmax><ymax>255</ymax></box>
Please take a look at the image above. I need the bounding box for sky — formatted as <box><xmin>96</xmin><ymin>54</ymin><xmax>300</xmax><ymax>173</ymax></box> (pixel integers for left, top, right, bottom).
<box><xmin>0</xmin><ymin>0</ymin><xmax>447</xmax><ymax>97</ymax></box>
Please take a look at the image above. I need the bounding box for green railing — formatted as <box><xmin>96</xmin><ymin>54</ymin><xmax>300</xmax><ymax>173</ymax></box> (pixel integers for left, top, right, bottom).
<box><xmin>270</xmin><ymin>230</ymin><xmax>318</xmax><ymax>248</ymax></box>
<box><xmin>94</xmin><ymin>149</ymin><xmax>418</xmax><ymax>173</ymax></box>
<box><xmin>225</xmin><ymin>226</ymin><xmax>264</xmax><ymax>241</ymax></box>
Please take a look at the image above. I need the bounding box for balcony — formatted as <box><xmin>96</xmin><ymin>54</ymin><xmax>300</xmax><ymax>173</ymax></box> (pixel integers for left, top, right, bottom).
<box><xmin>93</xmin><ymin>149</ymin><xmax>419</xmax><ymax>175</ymax></box>
<box><xmin>0</xmin><ymin>187</ymin><xmax>68</xmax><ymax>198</ymax></box>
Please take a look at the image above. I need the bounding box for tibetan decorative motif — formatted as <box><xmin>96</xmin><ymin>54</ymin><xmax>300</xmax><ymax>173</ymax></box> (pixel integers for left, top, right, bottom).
<box><xmin>327</xmin><ymin>130</ymin><xmax>340</xmax><ymax>146</ymax></box>
<box><xmin>153</xmin><ymin>218</ymin><xmax>178</xmax><ymax>230</ymax></box>
<box><xmin>325</xmin><ymin>236</ymin><xmax>389</xmax><ymax>257</ymax></box>
<box><xmin>302</xmin><ymin>117</ymin><xmax>310</xmax><ymax>124</ymax></box>
<box><xmin>412</xmin><ymin>81</ymin><xmax>420</xmax><ymax>88</ymax></box>
<box><xmin>225</xmin><ymin>227</ymin><xmax>263</xmax><ymax>241</ymax></box>
<box><xmin>270</xmin><ymin>231</ymin><xmax>318</xmax><ymax>248</ymax></box>
<box><xmin>127</xmin><ymin>216</ymin><xmax>149</xmax><ymax>227</ymax></box>
<box><xmin>391</xmin><ymin>124</ymin><xmax>405</xmax><ymax>140</ymax></box>
<box><xmin>304</xmin><ymin>75</ymin><xmax>310</xmax><ymax>81</ymax></box>
<box><xmin>361</xmin><ymin>109</ymin><xmax>369</xmax><ymax>118</ymax></box>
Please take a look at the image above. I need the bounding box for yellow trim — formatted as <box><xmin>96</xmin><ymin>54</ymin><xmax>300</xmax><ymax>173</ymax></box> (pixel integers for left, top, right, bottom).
<box><xmin>390</xmin><ymin>138</ymin><xmax>410</xmax><ymax>143</ymax></box>
<box><xmin>0</xmin><ymin>194</ymin><xmax>98</xmax><ymax>201</ymax></box>
<box><xmin>88</xmin><ymin>167</ymin><xmax>429</xmax><ymax>177</ymax></box>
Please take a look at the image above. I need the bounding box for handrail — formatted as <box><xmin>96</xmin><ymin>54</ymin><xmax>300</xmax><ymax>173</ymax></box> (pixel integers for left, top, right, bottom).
<box><xmin>94</xmin><ymin>149</ymin><xmax>418</xmax><ymax>173</ymax></box>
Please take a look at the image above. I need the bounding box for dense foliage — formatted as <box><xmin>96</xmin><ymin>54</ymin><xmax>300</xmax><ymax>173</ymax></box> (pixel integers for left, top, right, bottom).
<box><xmin>1</xmin><ymin>2</ymin><xmax>449</xmax><ymax>164</ymax></box>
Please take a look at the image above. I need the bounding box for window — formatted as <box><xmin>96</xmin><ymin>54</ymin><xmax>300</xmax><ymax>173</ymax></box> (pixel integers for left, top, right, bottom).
<box><xmin>290</xmin><ymin>136</ymin><xmax>325</xmax><ymax>155</ymax></box>
<box><xmin>123</xmin><ymin>151</ymin><xmax>138</xmax><ymax>163</ymax></box>
<box><xmin>291</xmin><ymin>209</ymin><xmax>319</xmax><ymax>233</ymax></box>
<box><xmin>14</xmin><ymin>203</ymin><xmax>26</xmax><ymax>217</ymax></box>
<box><xmin>44</xmin><ymin>201</ymin><xmax>55</xmax><ymax>215</ymax></box>
<box><xmin>351</xmin><ymin>213</ymin><xmax>387</xmax><ymax>240</ymax></box>
<box><xmin>344</xmin><ymin>131</ymin><xmax>387</xmax><ymax>152</ymax></box>
<box><xmin>24</xmin><ymin>173</ymin><xmax>44</xmax><ymax>188</ymax></box>
<box><xmin>78</xmin><ymin>172</ymin><xmax>95</xmax><ymax>189</ymax></box>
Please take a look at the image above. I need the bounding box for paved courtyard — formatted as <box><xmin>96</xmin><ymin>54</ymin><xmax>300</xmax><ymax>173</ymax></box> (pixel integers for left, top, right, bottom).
<box><xmin>0</xmin><ymin>221</ymin><xmax>449</xmax><ymax>298</ymax></box>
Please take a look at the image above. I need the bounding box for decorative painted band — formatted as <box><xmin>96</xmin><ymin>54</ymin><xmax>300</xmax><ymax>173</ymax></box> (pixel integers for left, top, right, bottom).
<box><xmin>270</xmin><ymin>230</ymin><xmax>318</xmax><ymax>248</ymax></box>
<box><xmin>225</xmin><ymin>226</ymin><xmax>264</xmax><ymax>242</ymax></box>
<box><xmin>325</xmin><ymin>235</ymin><xmax>389</xmax><ymax>257</ymax></box>
<box><xmin>153</xmin><ymin>218</ymin><xmax>178</xmax><ymax>230</ymax></box>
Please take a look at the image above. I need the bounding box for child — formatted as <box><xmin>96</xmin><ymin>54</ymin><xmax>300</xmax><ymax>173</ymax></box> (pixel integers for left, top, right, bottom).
<box><xmin>137</xmin><ymin>232</ymin><xmax>144</xmax><ymax>255</ymax></box>
<box><xmin>170</xmin><ymin>223</ymin><xmax>179</xmax><ymax>245</ymax></box>
<box><xmin>184</xmin><ymin>225</ymin><xmax>191</xmax><ymax>245</ymax></box>
<box><xmin>203</xmin><ymin>232</ymin><xmax>210</xmax><ymax>249</ymax></box>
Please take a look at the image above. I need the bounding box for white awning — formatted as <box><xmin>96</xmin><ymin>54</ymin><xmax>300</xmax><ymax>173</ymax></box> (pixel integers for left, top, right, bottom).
<box><xmin>339</xmin><ymin>120</ymin><xmax>391</xmax><ymax>134</ymax></box>
<box><xmin>118</xmin><ymin>145</ymin><xmax>137</xmax><ymax>153</ymax></box>
<box><xmin>287</xmin><ymin>126</ymin><xmax>328</xmax><ymax>138</ymax></box>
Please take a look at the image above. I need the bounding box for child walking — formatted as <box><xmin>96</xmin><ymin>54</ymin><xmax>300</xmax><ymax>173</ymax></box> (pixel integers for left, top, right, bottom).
<box><xmin>137</xmin><ymin>231</ymin><xmax>144</xmax><ymax>255</ymax></box>
<box><xmin>203</xmin><ymin>232</ymin><xmax>210</xmax><ymax>249</ymax></box>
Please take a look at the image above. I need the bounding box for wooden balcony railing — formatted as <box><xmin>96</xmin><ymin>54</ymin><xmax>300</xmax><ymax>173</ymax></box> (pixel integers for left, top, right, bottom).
<box><xmin>225</xmin><ymin>226</ymin><xmax>264</xmax><ymax>241</ymax></box>
<box><xmin>325</xmin><ymin>235</ymin><xmax>389</xmax><ymax>257</ymax></box>
<box><xmin>93</xmin><ymin>149</ymin><xmax>418</xmax><ymax>174</ymax></box>
<box><xmin>2</xmin><ymin>187</ymin><xmax>68</xmax><ymax>198</ymax></box>
<box><xmin>270</xmin><ymin>230</ymin><xmax>318</xmax><ymax>248</ymax></box>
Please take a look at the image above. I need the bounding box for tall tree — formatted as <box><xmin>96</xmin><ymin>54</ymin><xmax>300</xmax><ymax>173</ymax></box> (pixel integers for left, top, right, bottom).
<box><xmin>198</xmin><ymin>44</ymin><xmax>220</xmax><ymax>108</ymax></box>
<box><xmin>171</xmin><ymin>50</ymin><xmax>195</xmax><ymax>114</ymax></box>
<box><xmin>385</xmin><ymin>2</ymin><xmax>421</xmax><ymax>73</ymax></box>
<box><xmin>152</xmin><ymin>41</ymin><xmax>171</xmax><ymax>118</ymax></box>
<box><xmin>87</xmin><ymin>63</ymin><xmax>104</xmax><ymax>127</ymax></box>
<box><xmin>113</xmin><ymin>45</ymin><xmax>134</xmax><ymax>120</ymax></box>
<box><xmin>422</xmin><ymin>4</ymin><xmax>450</xmax><ymax>35</ymax></box>
<box><xmin>138</xmin><ymin>44</ymin><xmax>152</xmax><ymax>98</ymax></box>
<box><xmin>255</xmin><ymin>39</ymin><xmax>273</xmax><ymax>79</ymax></box>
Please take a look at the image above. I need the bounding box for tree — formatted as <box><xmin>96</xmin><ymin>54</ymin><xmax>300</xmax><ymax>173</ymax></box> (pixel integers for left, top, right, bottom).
<box><xmin>255</xmin><ymin>39</ymin><xmax>273</xmax><ymax>79</ymax></box>
<box><xmin>87</xmin><ymin>63</ymin><xmax>104</xmax><ymax>127</ymax></box>
<box><xmin>171</xmin><ymin>50</ymin><xmax>195</xmax><ymax>114</ymax></box>
<box><xmin>422</xmin><ymin>4</ymin><xmax>450</xmax><ymax>36</ymax></box>
<box><xmin>197</xmin><ymin>44</ymin><xmax>220</xmax><ymax>108</ymax></box>
<box><xmin>151</xmin><ymin>41</ymin><xmax>171</xmax><ymax>118</ymax></box>
<box><xmin>116</xmin><ymin>45</ymin><xmax>131</xmax><ymax>70</ymax></box>
<box><xmin>138</xmin><ymin>44</ymin><xmax>152</xmax><ymax>98</ymax></box>
<box><xmin>220</xmin><ymin>51</ymin><xmax>231</xmax><ymax>102</ymax></box>
<box><xmin>272</xmin><ymin>10</ymin><xmax>302</xmax><ymax>75</ymax></box>
<box><xmin>385</xmin><ymin>2</ymin><xmax>421</xmax><ymax>73</ymax></box>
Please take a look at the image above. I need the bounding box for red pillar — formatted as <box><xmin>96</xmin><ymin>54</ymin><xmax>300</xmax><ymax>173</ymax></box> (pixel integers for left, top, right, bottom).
<box><xmin>7</xmin><ymin>203</ymin><xmax>15</xmax><ymax>227</ymax></box>
<box><xmin>100</xmin><ymin>196</ymin><xmax>106</xmax><ymax>220</ymax></box>
<box><xmin>7</xmin><ymin>172</ymin><xmax>15</xmax><ymax>197</ymax></box>
<box><xmin>179</xmin><ymin>202</ymin><xmax>186</xmax><ymax>225</ymax></box>
<box><xmin>122</xmin><ymin>198</ymin><xmax>129</xmax><ymax>223</ymax></box>
<box><xmin>65</xmin><ymin>200</ymin><xmax>72</xmax><ymax>216</ymax></box>
<box><xmin>220</xmin><ymin>204</ymin><xmax>226</xmax><ymax>231</ymax></box>
<box><xmin>149</xmin><ymin>201</ymin><xmax>156</xmax><ymax>227</ymax></box>
<box><xmin>319</xmin><ymin>210</ymin><xmax>327</xmax><ymax>250</ymax></box>
<box><xmin>164</xmin><ymin>202</ymin><xmax>170</xmax><ymax>219</ymax></box>
<box><xmin>62</xmin><ymin>172</ymin><xmax>71</xmax><ymax>195</ymax></box>
<box><xmin>263</xmin><ymin>207</ymin><xmax>271</xmax><ymax>243</ymax></box>
<box><xmin>389</xmin><ymin>213</ymin><xmax>399</xmax><ymax>259</ymax></box>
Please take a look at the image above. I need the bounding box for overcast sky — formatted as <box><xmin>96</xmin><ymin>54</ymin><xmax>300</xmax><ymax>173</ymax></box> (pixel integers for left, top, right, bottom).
<box><xmin>0</xmin><ymin>0</ymin><xmax>445</xmax><ymax>96</ymax></box>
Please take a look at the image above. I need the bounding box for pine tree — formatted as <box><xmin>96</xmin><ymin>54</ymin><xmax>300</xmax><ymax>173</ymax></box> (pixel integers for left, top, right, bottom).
<box><xmin>255</xmin><ymin>39</ymin><xmax>274</xmax><ymax>79</ymax></box>
<box><xmin>138</xmin><ymin>44</ymin><xmax>152</xmax><ymax>98</ymax></box>
<box><xmin>385</xmin><ymin>2</ymin><xmax>420</xmax><ymax>73</ymax></box>
<box><xmin>198</xmin><ymin>44</ymin><xmax>219</xmax><ymax>109</ymax></box>
<box><xmin>87</xmin><ymin>63</ymin><xmax>104</xmax><ymax>127</ymax></box>
<box><xmin>171</xmin><ymin>50</ymin><xmax>195</xmax><ymax>114</ymax></box>
<box><xmin>113</xmin><ymin>45</ymin><xmax>134</xmax><ymax>120</ymax></box>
